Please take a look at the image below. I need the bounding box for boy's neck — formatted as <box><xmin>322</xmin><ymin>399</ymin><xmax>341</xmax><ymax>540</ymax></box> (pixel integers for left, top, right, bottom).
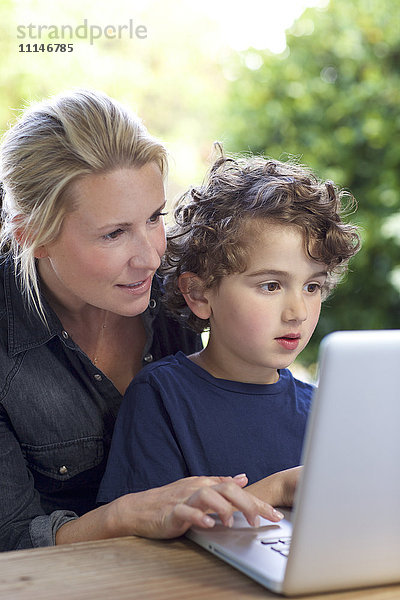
<box><xmin>188</xmin><ymin>347</ymin><xmax>280</xmax><ymax>385</ymax></box>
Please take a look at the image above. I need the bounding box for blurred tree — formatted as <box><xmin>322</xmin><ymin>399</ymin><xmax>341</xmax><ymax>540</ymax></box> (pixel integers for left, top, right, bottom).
<box><xmin>0</xmin><ymin>0</ymin><xmax>226</xmax><ymax>194</ymax></box>
<box><xmin>221</xmin><ymin>0</ymin><xmax>400</xmax><ymax>364</ymax></box>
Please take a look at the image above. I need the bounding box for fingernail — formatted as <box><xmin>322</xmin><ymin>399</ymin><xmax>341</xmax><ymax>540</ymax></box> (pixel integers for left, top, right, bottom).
<box><xmin>252</xmin><ymin>516</ymin><xmax>260</xmax><ymax>527</ymax></box>
<box><xmin>202</xmin><ymin>515</ymin><xmax>215</xmax><ymax>527</ymax></box>
<box><xmin>233</xmin><ymin>473</ymin><xmax>247</xmax><ymax>479</ymax></box>
<box><xmin>226</xmin><ymin>515</ymin><xmax>234</xmax><ymax>528</ymax></box>
<box><xmin>273</xmin><ymin>509</ymin><xmax>285</xmax><ymax>520</ymax></box>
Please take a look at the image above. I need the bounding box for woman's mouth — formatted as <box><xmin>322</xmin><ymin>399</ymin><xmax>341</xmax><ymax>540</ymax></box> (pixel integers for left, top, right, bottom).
<box><xmin>116</xmin><ymin>276</ymin><xmax>152</xmax><ymax>295</ymax></box>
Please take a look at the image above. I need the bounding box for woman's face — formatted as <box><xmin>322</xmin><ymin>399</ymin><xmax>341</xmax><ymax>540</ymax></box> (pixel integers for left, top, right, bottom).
<box><xmin>37</xmin><ymin>163</ymin><xmax>167</xmax><ymax>317</ymax></box>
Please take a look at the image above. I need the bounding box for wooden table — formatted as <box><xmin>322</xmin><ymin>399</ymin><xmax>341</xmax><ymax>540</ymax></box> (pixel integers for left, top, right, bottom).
<box><xmin>0</xmin><ymin>536</ymin><xmax>398</xmax><ymax>599</ymax></box>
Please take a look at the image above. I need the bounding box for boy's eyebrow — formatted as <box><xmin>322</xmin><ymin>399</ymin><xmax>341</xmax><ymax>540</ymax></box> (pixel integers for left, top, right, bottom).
<box><xmin>246</xmin><ymin>269</ymin><xmax>328</xmax><ymax>279</ymax></box>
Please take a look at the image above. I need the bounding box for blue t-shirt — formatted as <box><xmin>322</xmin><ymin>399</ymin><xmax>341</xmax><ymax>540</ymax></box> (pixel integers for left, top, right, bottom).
<box><xmin>98</xmin><ymin>352</ymin><xmax>314</xmax><ymax>501</ymax></box>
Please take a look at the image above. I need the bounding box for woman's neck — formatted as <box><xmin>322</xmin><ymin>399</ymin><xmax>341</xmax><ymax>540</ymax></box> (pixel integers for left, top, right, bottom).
<box><xmin>37</xmin><ymin>258</ymin><xmax>147</xmax><ymax>394</ymax></box>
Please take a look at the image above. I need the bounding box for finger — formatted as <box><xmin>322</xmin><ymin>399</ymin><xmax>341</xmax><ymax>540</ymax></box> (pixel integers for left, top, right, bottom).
<box><xmin>194</xmin><ymin>474</ymin><xmax>248</xmax><ymax>486</ymax></box>
<box><xmin>168</xmin><ymin>474</ymin><xmax>248</xmax><ymax>499</ymax></box>
<box><xmin>185</xmin><ymin>485</ymin><xmax>239</xmax><ymax>527</ymax></box>
<box><xmin>211</xmin><ymin>481</ymin><xmax>284</xmax><ymax>526</ymax></box>
<box><xmin>160</xmin><ymin>503</ymin><xmax>216</xmax><ymax>539</ymax></box>
<box><xmin>218</xmin><ymin>473</ymin><xmax>248</xmax><ymax>487</ymax></box>
<box><xmin>165</xmin><ymin>476</ymin><xmax>227</xmax><ymax>502</ymax></box>
<box><xmin>171</xmin><ymin>503</ymin><xmax>217</xmax><ymax>532</ymax></box>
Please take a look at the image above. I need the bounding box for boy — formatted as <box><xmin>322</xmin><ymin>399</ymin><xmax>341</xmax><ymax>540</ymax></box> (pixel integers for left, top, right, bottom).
<box><xmin>98</xmin><ymin>155</ymin><xmax>360</xmax><ymax>502</ymax></box>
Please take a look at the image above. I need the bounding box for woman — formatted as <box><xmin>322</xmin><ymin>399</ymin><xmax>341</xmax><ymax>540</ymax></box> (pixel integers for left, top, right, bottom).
<box><xmin>0</xmin><ymin>89</ymin><xmax>287</xmax><ymax>552</ymax></box>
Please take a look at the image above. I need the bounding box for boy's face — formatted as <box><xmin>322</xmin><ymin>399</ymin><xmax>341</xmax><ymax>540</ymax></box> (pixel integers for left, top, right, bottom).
<box><xmin>203</xmin><ymin>222</ymin><xmax>327</xmax><ymax>384</ymax></box>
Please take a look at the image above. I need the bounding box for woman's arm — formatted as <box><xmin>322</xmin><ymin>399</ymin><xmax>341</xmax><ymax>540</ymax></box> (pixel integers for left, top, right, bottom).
<box><xmin>0</xmin><ymin>406</ymin><xmax>78</xmax><ymax>551</ymax></box>
<box><xmin>56</xmin><ymin>475</ymin><xmax>284</xmax><ymax>544</ymax></box>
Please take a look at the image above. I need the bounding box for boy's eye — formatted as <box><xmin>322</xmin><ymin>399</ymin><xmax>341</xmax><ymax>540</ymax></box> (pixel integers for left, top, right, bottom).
<box><xmin>148</xmin><ymin>211</ymin><xmax>167</xmax><ymax>224</ymax></box>
<box><xmin>261</xmin><ymin>282</ymin><xmax>280</xmax><ymax>292</ymax></box>
<box><xmin>305</xmin><ymin>283</ymin><xmax>321</xmax><ymax>293</ymax></box>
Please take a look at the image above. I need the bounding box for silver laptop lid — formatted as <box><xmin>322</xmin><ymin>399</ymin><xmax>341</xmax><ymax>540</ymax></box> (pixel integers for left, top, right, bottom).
<box><xmin>283</xmin><ymin>329</ymin><xmax>400</xmax><ymax>595</ymax></box>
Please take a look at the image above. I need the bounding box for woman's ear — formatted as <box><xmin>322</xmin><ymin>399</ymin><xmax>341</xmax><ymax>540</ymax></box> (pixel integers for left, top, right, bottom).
<box><xmin>12</xmin><ymin>215</ymin><xmax>48</xmax><ymax>259</ymax></box>
<box><xmin>178</xmin><ymin>272</ymin><xmax>211</xmax><ymax>320</ymax></box>
<box><xmin>33</xmin><ymin>246</ymin><xmax>48</xmax><ymax>259</ymax></box>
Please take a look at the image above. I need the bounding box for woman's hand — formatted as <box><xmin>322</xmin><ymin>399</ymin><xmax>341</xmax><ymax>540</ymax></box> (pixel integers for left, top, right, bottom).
<box><xmin>110</xmin><ymin>474</ymin><xmax>284</xmax><ymax>539</ymax></box>
<box><xmin>56</xmin><ymin>474</ymin><xmax>284</xmax><ymax>545</ymax></box>
<box><xmin>246</xmin><ymin>466</ymin><xmax>302</xmax><ymax>507</ymax></box>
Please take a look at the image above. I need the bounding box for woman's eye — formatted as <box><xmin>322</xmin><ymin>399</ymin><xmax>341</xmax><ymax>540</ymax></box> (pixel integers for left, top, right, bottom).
<box><xmin>103</xmin><ymin>229</ymin><xmax>124</xmax><ymax>241</ymax></box>
<box><xmin>148</xmin><ymin>211</ymin><xmax>167</xmax><ymax>224</ymax></box>
<box><xmin>261</xmin><ymin>282</ymin><xmax>280</xmax><ymax>292</ymax></box>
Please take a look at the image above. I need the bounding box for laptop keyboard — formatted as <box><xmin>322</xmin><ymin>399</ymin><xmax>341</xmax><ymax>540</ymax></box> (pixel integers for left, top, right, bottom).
<box><xmin>260</xmin><ymin>536</ymin><xmax>291</xmax><ymax>558</ymax></box>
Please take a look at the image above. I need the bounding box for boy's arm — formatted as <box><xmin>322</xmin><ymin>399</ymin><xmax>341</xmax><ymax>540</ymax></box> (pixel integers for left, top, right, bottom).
<box><xmin>98</xmin><ymin>380</ymin><xmax>189</xmax><ymax>502</ymax></box>
<box><xmin>246</xmin><ymin>466</ymin><xmax>302</xmax><ymax>507</ymax></box>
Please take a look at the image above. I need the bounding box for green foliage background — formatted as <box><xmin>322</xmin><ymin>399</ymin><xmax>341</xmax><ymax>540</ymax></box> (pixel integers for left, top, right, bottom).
<box><xmin>1</xmin><ymin>0</ymin><xmax>399</xmax><ymax>367</ymax></box>
<box><xmin>221</xmin><ymin>0</ymin><xmax>400</xmax><ymax>364</ymax></box>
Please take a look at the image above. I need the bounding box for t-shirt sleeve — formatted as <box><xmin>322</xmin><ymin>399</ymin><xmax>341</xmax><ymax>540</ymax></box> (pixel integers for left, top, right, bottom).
<box><xmin>97</xmin><ymin>379</ymin><xmax>189</xmax><ymax>502</ymax></box>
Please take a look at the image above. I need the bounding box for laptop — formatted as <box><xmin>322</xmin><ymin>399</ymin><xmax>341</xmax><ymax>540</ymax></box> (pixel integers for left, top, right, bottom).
<box><xmin>187</xmin><ymin>329</ymin><xmax>400</xmax><ymax>596</ymax></box>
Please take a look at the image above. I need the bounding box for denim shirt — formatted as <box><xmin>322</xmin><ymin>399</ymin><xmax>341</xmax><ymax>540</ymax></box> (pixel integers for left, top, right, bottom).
<box><xmin>0</xmin><ymin>259</ymin><xmax>201</xmax><ymax>551</ymax></box>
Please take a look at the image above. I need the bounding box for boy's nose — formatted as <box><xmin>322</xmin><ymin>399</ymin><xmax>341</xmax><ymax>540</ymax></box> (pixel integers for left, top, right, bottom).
<box><xmin>282</xmin><ymin>294</ymin><xmax>307</xmax><ymax>323</ymax></box>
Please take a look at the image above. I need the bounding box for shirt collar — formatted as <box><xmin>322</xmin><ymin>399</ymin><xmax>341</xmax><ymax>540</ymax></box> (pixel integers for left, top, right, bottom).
<box><xmin>4</xmin><ymin>260</ymin><xmax>62</xmax><ymax>357</ymax></box>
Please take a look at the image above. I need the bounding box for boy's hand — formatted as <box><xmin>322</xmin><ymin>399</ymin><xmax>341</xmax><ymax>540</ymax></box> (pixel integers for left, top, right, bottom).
<box><xmin>246</xmin><ymin>466</ymin><xmax>303</xmax><ymax>507</ymax></box>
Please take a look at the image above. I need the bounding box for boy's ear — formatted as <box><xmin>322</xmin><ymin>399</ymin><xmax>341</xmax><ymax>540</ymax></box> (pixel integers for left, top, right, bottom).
<box><xmin>178</xmin><ymin>272</ymin><xmax>211</xmax><ymax>320</ymax></box>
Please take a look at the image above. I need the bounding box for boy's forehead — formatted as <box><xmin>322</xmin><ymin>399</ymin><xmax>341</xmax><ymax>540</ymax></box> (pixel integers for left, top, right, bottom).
<box><xmin>242</xmin><ymin>218</ymin><xmax>304</xmax><ymax>245</ymax></box>
<box><xmin>244</xmin><ymin>216</ymin><xmax>297</xmax><ymax>231</ymax></box>
<box><xmin>242</xmin><ymin>221</ymin><xmax>327</xmax><ymax>272</ymax></box>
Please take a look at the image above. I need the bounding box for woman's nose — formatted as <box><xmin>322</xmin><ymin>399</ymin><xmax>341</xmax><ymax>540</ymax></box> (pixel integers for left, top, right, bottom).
<box><xmin>128</xmin><ymin>234</ymin><xmax>162</xmax><ymax>272</ymax></box>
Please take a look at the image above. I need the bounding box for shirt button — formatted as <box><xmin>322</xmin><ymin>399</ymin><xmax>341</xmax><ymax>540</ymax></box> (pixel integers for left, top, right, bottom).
<box><xmin>59</xmin><ymin>465</ymin><xmax>68</xmax><ymax>475</ymax></box>
<box><xmin>61</xmin><ymin>330</ymin><xmax>69</xmax><ymax>339</ymax></box>
<box><xmin>94</xmin><ymin>373</ymin><xmax>102</xmax><ymax>381</ymax></box>
<box><xmin>149</xmin><ymin>298</ymin><xmax>157</xmax><ymax>309</ymax></box>
<box><xmin>143</xmin><ymin>353</ymin><xmax>153</xmax><ymax>363</ymax></box>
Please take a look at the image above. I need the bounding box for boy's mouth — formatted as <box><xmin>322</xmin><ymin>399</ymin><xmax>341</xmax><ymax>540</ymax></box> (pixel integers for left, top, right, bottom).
<box><xmin>275</xmin><ymin>334</ymin><xmax>301</xmax><ymax>350</ymax></box>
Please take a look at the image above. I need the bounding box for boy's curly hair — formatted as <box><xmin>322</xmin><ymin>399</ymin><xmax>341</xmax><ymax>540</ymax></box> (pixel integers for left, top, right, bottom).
<box><xmin>162</xmin><ymin>155</ymin><xmax>361</xmax><ymax>333</ymax></box>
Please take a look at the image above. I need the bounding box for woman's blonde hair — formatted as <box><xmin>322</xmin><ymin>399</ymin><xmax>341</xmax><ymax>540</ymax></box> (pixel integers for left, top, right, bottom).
<box><xmin>0</xmin><ymin>88</ymin><xmax>167</xmax><ymax>321</ymax></box>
